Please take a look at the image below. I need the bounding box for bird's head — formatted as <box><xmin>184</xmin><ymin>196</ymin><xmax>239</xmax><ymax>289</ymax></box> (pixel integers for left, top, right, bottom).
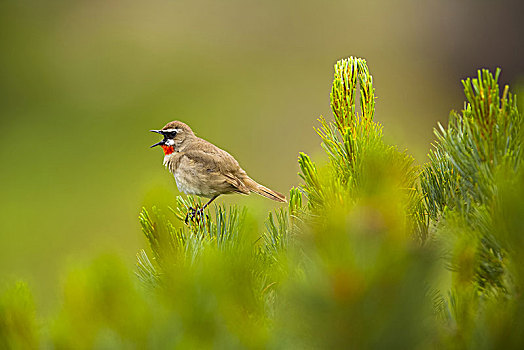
<box><xmin>150</xmin><ymin>121</ymin><xmax>195</xmax><ymax>155</ymax></box>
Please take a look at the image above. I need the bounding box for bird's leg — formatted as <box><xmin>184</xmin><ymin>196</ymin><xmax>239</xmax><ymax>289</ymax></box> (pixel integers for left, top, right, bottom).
<box><xmin>202</xmin><ymin>195</ymin><xmax>219</xmax><ymax>211</ymax></box>
<box><xmin>195</xmin><ymin>195</ymin><xmax>219</xmax><ymax>220</ymax></box>
<box><xmin>185</xmin><ymin>195</ymin><xmax>218</xmax><ymax>224</ymax></box>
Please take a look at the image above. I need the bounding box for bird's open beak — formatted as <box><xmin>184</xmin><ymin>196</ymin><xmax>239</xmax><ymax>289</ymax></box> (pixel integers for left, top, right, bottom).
<box><xmin>150</xmin><ymin>130</ymin><xmax>166</xmax><ymax>148</ymax></box>
<box><xmin>150</xmin><ymin>140</ymin><xmax>165</xmax><ymax>148</ymax></box>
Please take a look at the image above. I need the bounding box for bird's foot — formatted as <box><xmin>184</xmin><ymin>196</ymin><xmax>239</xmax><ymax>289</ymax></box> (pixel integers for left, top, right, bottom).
<box><xmin>185</xmin><ymin>206</ymin><xmax>198</xmax><ymax>224</ymax></box>
<box><xmin>184</xmin><ymin>206</ymin><xmax>208</xmax><ymax>224</ymax></box>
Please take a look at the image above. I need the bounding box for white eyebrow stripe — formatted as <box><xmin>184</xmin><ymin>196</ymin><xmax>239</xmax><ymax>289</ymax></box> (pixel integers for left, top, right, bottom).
<box><xmin>163</xmin><ymin>128</ymin><xmax>178</xmax><ymax>133</ymax></box>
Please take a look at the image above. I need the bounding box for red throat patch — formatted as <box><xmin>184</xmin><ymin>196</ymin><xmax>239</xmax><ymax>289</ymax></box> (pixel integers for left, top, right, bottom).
<box><xmin>161</xmin><ymin>145</ymin><xmax>175</xmax><ymax>155</ymax></box>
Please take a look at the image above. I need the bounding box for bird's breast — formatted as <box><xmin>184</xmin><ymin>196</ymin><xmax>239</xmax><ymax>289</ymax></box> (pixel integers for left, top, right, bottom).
<box><xmin>163</xmin><ymin>152</ymin><xmax>224</xmax><ymax>198</ymax></box>
<box><xmin>174</xmin><ymin>170</ymin><xmax>197</xmax><ymax>195</ymax></box>
<box><xmin>173</xmin><ymin>168</ymin><xmax>217</xmax><ymax>198</ymax></box>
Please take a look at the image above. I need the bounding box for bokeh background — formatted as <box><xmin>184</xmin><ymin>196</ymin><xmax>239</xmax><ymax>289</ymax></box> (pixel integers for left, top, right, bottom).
<box><xmin>0</xmin><ymin>0</ymin><xmax>522</xmax><ymax>312</ymax></box>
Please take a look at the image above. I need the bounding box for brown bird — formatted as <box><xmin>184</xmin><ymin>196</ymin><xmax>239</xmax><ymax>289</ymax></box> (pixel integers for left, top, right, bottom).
<box><xmin>150</xmin><ymin>121</ymin><xmax>286</xmax><ymax>220</ymax></box>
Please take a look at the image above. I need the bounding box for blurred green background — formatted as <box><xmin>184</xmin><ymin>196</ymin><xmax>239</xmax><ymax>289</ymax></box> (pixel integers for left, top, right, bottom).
<box><xmin>0</xmin><ymin>0</ymin><xmax>522</xmax><ymax>312</ymax></box>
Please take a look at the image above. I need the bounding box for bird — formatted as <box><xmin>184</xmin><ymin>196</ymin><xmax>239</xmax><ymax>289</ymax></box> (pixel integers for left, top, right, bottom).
<box><xmin>150</xmin><ymin>121</ymin><xmax>286</xmax><ymax>221</ymax></box>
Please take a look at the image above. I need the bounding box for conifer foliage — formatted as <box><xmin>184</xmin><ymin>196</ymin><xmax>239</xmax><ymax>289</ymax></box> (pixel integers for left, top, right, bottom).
<box><xmin>299</xmin><ymin>57</ymin><xmax>427</xmax><ymax>238</ymax></box>
<box><xmin>421</xmin><ymin>69</ymin><xmax>521</xmax><ymax>298</ymax></box>
<box><xmin>1</xmin><ymin>57</ymin><xmax>523</xmax><ymax>348</ymax></box>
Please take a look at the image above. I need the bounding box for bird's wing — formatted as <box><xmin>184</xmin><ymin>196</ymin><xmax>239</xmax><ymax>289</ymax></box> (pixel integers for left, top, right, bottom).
<box><xmin>182</xmin><ymin>146</ymin><xmax>250</xmax><ymax>194</ymax></box>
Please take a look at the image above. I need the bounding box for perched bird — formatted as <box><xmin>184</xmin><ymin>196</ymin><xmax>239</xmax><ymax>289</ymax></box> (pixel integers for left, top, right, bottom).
<box><xmin>150</xmin><ymin>121</ymin><xmax>286</xmax><ymax>220</ymax></box>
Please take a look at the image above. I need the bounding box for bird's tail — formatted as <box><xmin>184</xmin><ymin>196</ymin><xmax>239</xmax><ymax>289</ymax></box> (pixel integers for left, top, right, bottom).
<box><xmin>244</xmin><ymin>178</ymin><xmax>286</xmax><ymax>203</ymax></box>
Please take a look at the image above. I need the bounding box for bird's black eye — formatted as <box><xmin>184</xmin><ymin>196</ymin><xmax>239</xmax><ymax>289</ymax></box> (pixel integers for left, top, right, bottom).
<box><xmin>163</xmin><ymin>130</ymin><xmax>177</xmax><ymax>138</ymax></box>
